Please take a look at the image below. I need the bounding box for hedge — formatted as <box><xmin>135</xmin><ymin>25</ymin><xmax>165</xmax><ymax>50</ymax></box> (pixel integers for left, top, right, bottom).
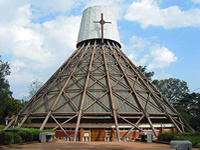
<box><xmin>0</xmin><ymin>128</ymin><xmax>55</xmax><ymax>145</ymax></box>
<box><xmin>158</xmin><ymin>132</ymin><xmax>200</xmax><ymax>148</ymax></box>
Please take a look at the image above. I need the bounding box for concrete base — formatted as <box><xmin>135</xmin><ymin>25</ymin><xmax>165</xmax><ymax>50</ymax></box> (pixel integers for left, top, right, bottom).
<box><xmin>39</xmin><ymin>132</ymin><xmax>55</xmax><ymax>143</ymax></box>
<box><xmin>139</xmin><ymin>132</ymin><xmax>153</xmax><ymax>143</ymax></box>
<box><xmin>170</xmin><ymin>140</ymin><xmax>192</xmax><ymax>150</ymax></box>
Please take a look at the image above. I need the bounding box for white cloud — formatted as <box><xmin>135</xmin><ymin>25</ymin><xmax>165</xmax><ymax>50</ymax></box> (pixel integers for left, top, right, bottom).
<box><xmin>153</xmin><ymin>71</ymin><xmax>172</xmax><ymax>80</ymax></box>
<box><xmin>125</xmin><ymin>35</ymin><xmax>177</xmax><ymax>70</ymax></box>
<box><xmin>192</xmin><ymin>0</ymin><xmax>200</xmax><ymax>4</ymax></box>
<box><xmin>124</xmin><ymin>0</ymin><xmax>200</xmax><ymax>29</ymax></box>
<box><xmin>0</xmin><ymin>1</ymin><xmax>80</xmax><ymax>99</ymax></box>
<box><xmin>129</xmin><ymin>35</ymin><xmax>150</xmax><ymax>51</ymax></box>
<box><xmin>147</xmin><ymin>45</ymin><xmax>177</xmax><ymax>70</ymax></box>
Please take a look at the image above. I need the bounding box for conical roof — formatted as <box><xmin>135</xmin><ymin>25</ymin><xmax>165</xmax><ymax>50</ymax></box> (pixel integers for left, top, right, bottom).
<box><xmin>5</xmin><ymin>6</ymin><xmax>194</xmax><ymax>142</ymax></box>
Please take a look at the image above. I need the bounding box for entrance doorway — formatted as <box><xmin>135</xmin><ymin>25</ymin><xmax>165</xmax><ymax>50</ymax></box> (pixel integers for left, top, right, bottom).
<box><xmin>91</xmin><ymin>128</ymin><xmax>105</xmax><ymax>141</ymax></box>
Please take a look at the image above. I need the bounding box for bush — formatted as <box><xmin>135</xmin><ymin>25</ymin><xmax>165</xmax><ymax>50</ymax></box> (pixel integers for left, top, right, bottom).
<box><xmin>0</xmin><ymin>132</ymin><xmax>14</xmax><ymax>145</ymax></box>
<box><xmin>18</xmin><ymin>130</ymin><xmax>33</xmax><ymax>142</ymax></box>
<box><xmin>158</xmin><ymin>132</ymin><xmax>176</xmax><ymax>142</ymax></box>
<box><xmin>1</xmin><ymin>127</ymin><xmax>55</xmax><ymax>145</ymax></box>
<box><xmin>158</xmin><ymin>132</ymin><xmax>200</xmax><ymax>148</ymax></box>
<box><xmin>12</xmin><ymin>132</ymin><xmax>22</xmax><ymax>144</ymax></box>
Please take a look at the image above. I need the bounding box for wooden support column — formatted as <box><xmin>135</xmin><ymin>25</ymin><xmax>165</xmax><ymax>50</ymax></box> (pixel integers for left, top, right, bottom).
<box><xmin>111</xmin><ymin>128</ymin><xmax>115</xmax><ymax>142</ymax></box>
<box><xmin>3</xmin><ymin>118</ymin><xmax>15</xmax><ymax>130</ymax></box>
<box><xmin>102</xmin><ymin>46</ymin><xmax>120</xmax><ymax>142</ymax></box>
<box><xmin>40</xmin><ymin>111</ymin><xmax>51</xmax><ymax>130</ymax></box>
<box><xmin>80</xmin><ymin>128</ymin><xmax>84</xmax><ymax>142</ymax></box>
<box><xmin>73</xmin><ymin>42</ymin><xmax>96</xmax><ymax>141</ymax></box>
<box><xmin>17</xmin><ymin>115</ymin><xmax>28</xmax><ymax>128</ymax></box>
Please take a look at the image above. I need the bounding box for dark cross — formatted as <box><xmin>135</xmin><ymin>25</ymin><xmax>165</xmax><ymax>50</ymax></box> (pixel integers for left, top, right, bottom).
<box><xmin>94</xmin><ymin>13</ymin><xmax>111</xmax><ymax>45</ymax></box>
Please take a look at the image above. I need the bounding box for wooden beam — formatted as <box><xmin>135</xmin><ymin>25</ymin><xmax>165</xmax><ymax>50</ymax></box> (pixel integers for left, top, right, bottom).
<box><xmin>122</xmin><ymin>115</ymin><xmax>144</xmax><ymax>140</ymax></box>
<box><xmin>40</xmin><ymin>111</ymin><xmax>51</xmax><ymax>130</ymax></box>
<box><xmin>51</xmin><ymin>115</ymin><xmax>70</xmax><ymax>137</ymax></box>
<box><xmin>53</xmin><ymin>114</ymin><xmax>78</xmax><ymax>130</ymax></box>
<box><xmin>73</xmin><ymin>42</ymin><xmax>96</xmax><ymax>141</ymax></box>
<box><xmin>102</xmin><ymin>45</ymin><xmax>120</xmax><ymax>141</ymax></box>
<box><xmin>17</xmin><ymin>115</ymin><xmax>28</xmax><ymax>128</ymax></box>
<box><xmin>117</xmin><ymin>114</ymin><xmax>142</xmax><ymax>131</ymax></box>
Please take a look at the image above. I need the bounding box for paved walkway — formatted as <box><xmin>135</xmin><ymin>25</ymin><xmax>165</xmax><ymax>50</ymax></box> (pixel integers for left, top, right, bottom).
<box><xmin>0</xmin><ymin>140</ymin><xmax>176</xmax><ymax>150</ymax></box>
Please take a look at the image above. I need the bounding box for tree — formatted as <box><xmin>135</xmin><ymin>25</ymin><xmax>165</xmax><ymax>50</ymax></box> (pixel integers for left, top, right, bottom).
<box><xmin>175</xmin><ymin>92</ymin><xmax>200</xmax><ymax>131</ymax></box>
<box><xmin>4</xmin><ymin>98</ymin><xmax>24</xmax><ymax>117</ymax></box>
<box><xmin>138</xmin><ymin>66</ymin><xmax>154</xmax><ymax>81</ymax></box>
<box><xmin>23</xmin><ymin>80</ymin><xmax>43</xmax><ymax>101</ymax></box>
<box><xmin>152</xmin><ymin>78</ymin><xmax>189</xmax><ymax>105</ymax></box>
<box><xmin>0</xmin><ymin>57</ymin><xmax>12</xmax><ymax>119</ymax></box>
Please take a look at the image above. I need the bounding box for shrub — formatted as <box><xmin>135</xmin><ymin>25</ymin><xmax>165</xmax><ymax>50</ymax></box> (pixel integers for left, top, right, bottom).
<box><xmin>0</xmin><ymin>132</ymin><xmax>14</xmax><ymax>145</ymax></box>
<box><xmin>12</xmin><ymin>132</ymin><xmax>22</xmax><ymax>144</ymax></box>
<box><xmin>17</xmin><ymin>130</ymin><xmax>33</xmax><ymax>142</ymax></box>
<box><xmin>158</xmin><ymin>132</ymin><xmax>176</xmax><ymax>142</ymax></box>
<box><xmin>158</xmin><ymin>132</ymin><xmax>200</xmax><ymax>148</ymax></box>
<box><xmin>1</xmin><ymin>127</ymin><xmax>55</xmax><ymax>145</ymax></box>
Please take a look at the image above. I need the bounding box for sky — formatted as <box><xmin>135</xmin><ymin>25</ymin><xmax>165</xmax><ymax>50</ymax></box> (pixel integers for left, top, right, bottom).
<box><xmin>0</xmin><ymin>0</ymin><xmax>200</xmax><ymax>99</ymax></box>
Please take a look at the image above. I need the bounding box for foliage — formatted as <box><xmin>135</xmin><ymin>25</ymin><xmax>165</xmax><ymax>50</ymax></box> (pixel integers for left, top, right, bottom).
<box><xmin>26</xmin><ymin>117</ymin><xmax>32</xmax><ymax>125</ymax></box>
<box><xmin>4</xmin><ymin>98</ymin><xmax>24</xmax><ymax>117</ymax></box>
<box><xmin>4</xmin><ymin>127</ymin><xmax>55</xmax><ymax>143</ymax></box>
<box><xmin>175</xmin><ymin>92</ymin><xmax>200</xmax><ymax>131</ymax></box>
<box><xmin>0</xmin><ymin>57</ymin><xmax>12</xmax><ymax>121</ymax></box>
<box><xmin>138</xmin><ymin>65</ymin><xmax>154</xmax><ymax>81</ymax></box>
<box><xmin>152</xmin><ymin>78</ymin><xmax>189</xmax><ymax>105</ymax></box>
<box><xmin>158</xmin><ymin>132</ymin><xmax>176</xmax><ymax>142</ymax></box>
<box><xmin>158</xmin><ymin>132</ymin><xmax>200</xmax><ymax>148</ymax></box>
<box><xmin>0</xmin><ymin>132</ymin><xmax>14</xmax><ymax>145</ymax></box>
<box><xmin>12</xmin><ymin>132</ymin><xmax>22</xmax><ymax>144</ymax></box>
<box><xmin>18</xmin><ymin>130</ymin><xmax>33</xmax><ymax>142</ymax></box>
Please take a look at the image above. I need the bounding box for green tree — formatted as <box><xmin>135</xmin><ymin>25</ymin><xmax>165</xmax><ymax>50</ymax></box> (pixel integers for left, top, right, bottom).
<box><xmin>152</xmin><ymin>78</ymin><xmax>189</xmax><ymax>105</ymax></box>
<box><xmin>0</xmin><ymin>57</ymin><xmax>12</xmax><ymax>120</ymax></box>
<box><xmin>138</xmin><ymin>65</ymin><xmax>154</xmax><ymax>81</ymax></box>
<box><xmin>4</xmin><ymin>98</ymin><xmax>24</xmax><ymax>117</ymax></box>
<box><xmin>175</xmin><ymin>92</ymin><xmax>200</xmax><ymax>131</ymax></box>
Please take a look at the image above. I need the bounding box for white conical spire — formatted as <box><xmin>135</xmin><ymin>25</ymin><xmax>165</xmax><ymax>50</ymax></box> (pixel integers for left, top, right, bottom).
<box><xmin>77</xmin><ymin>5</ymin><xmax>121</xmax><ymax>47</ymax></box>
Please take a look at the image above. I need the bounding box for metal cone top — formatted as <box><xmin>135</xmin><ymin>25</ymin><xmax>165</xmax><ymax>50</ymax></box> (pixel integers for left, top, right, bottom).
<box><xmin>77</xmin><ymin>5</ymin><xmax>121</xmax><ymax>47</ymax></box>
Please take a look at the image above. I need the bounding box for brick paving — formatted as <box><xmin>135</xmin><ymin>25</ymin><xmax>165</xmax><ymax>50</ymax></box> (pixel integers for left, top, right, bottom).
<box><xmin>0</xmin><ymin>140</ymin><xmax>176</xmax><ymax>150</ymax></box>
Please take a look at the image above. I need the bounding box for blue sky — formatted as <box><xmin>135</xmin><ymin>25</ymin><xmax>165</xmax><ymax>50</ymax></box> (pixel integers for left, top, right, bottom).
<box><xmin>0</xmin><ymin>0</ymin><xmax>200</xmax><ymax>99</ymax></box>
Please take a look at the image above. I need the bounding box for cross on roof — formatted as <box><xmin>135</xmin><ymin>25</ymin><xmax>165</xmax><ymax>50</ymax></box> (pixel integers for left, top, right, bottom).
<box><xmin>94</xmin><ymin>13</ymin><xmax>111</xmax><ymax>45</ymax></box>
